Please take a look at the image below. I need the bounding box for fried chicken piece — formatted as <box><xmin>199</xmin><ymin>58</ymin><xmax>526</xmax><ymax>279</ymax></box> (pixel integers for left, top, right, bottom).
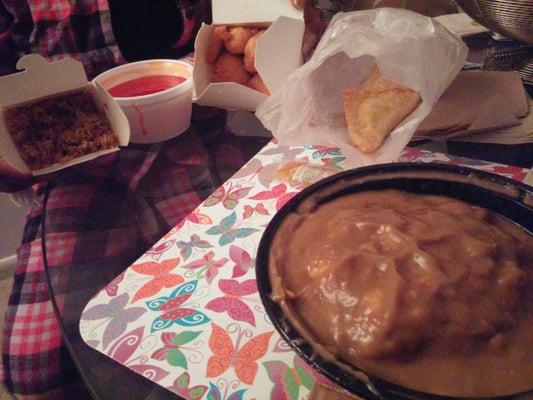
<box><xmin>343</xmin><ymin>65</ymin><xmax>421</xmax><ymax>153</ymax></box>
<box><xmin>244</xmin><ymin>30</ymin><xmax>264</xmax><ymax>73</ymax></box>
<box><xmin>212</xmin><ymin>52</ymin><xmax>251</xmax><ymax>85</ymax></box>
<box><xmin>223</xmin><ymin>27</ymin><xmax>259</xmax><ymax>55</ymax></box>
<box><xmin>205</xmin><ymin>26</ymin><xmax>229</xmax><ymax>64</ymax></box>
<box><xmin>247</xmin><ymin>74</ymin><xmax>270</xmax><ymax>95</ymax></box>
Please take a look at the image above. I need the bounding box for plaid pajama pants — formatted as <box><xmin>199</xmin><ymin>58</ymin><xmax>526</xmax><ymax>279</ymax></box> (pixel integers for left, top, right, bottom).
<box><xmin>1</xmin><ymin>114</ymin><xmax>270</xmax><ymax>398</ymax></box>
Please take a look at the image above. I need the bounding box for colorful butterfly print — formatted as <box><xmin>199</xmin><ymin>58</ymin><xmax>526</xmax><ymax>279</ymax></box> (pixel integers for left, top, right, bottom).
<box><xmin>106</xmin><ymin>326</ymin><xmax>170</xmax><ymax>382</ymax></box>
<box><xmin>146</xmin><ymin>280</ymin><xmax>210</xmax><ymax>332</ymax></box>
<box><xmin>182</xmin><ymin>251</ymin><xmax>229</xmax><ymax>284</ymax></box>
<box><xmin>272</xmin><ymin>337</ymin><xmax>292</xmax><ymax>353</ymax></box>
<box><xmin>448</xmin><ymin>154</ymin><xmax>489</xmax><ymax>167</ymax></box>
<box><xmin>204</xmin><ymin>182</ymin><xmax>253</xmax><ymax>210</ymax></box>
<box><xmin>490</xmin><ymin>165</ymin><xmax>527</xmax><ymax>181</ymax></box>
<box><xmin>163</xmin><ymin>226</ymin><xmax>179</xmax><ymax>239</ymax></box>
<box><xmin>261</xmin><ymin>146</ymin><xmax>305</xmax><ymax>162</ymax></box>
<box><xmin>177</xmin><ymin>234</ymin><xmax>214</xmax><ymax>261</ymax></box>
<box><xmin>107</xmin><ymin>326</ymin><xmax>145</xmax><ymax>363</ymax></box>
<box><xmin>249</xmin><ymin>183</ymin><xmax>298</xmax><ymax>211</ymax></box>
<box><xmin>85</xmin><ymin>339</ymin><xmax>99</xmax><ymax>348</ymax></box>
<box><xmin>229</xmin><ymin>245</ymin><xmax>253</xmax><ymax>279</ymax></box>
<box><xmin>176</xmin><ymin>211</ymin><xmax>213</xmax><ymax>229</ymax></box>
<box><xmin>264</xmin><ymin>356</ymin><xmax>324</xmax><ymax>400</ymax></box>
<box><xmin>168</xmin><ymin>372</ymin><xmax>208</xmax><ymax>399</ymax></box>
<box><xmin>206</xmin><ymin>279</ymin><xmax>258</xmax><ymax>326</ymax></box>
<box><xmin>304</xmin><ymin>145</ymin><xmax>342</xmax><ymax>159</ymax></box>
<box><xmin>320</xmin><ymin>156</ymin><xmax>346</xmax><ymax>170</ymax></box>
<box><xmin>131</xmin><ymin>258</ymin><xmax>184</xmax><ymax>303</ymax></box>
<box><xmin>206</xmin><ymin>212</ymin><xmax>260</xmax><ymax>246</ymax></box>
<box><xmin>206</xmin><ymin>323</ymin><xmax>273</xmax><ymax>385</ymax></box>
<box><xmin>242</xmin><ymin>202</ymin><xmax>270</xmax><ymax>219</ymax></box>
<box><xmin>232</xmin><ymin>158</ymin><xmax>281</xmax><ymax>187</ymax></box>
<box><xmin>105</xmin><ymin>271</ymin><xmax>125</xmax><ymax>297</ymax></box>
<box><xmin>232</xmin><ymin>158</ymin><xmax>262</xmax><ymax>179</ymax></box>
<box><xmin>399</xmin><ymin>147</ymin><xmax>426</xmax><ymax>162</ymax></box>
<box><xmin>151</xmin><ymin>331</ymin><xmax>202</xmax><ymax>369</ymax></box>
<box><xmin>82</xmin><ymin>293</ymin><xmax>146</xmax><ymax>349</ymax></box>
<box><xmin>207</xmin><ymin>382</ymin><xmax>246</xmax><ymax>400</ymax></box>
<box><xmin>144</xmin><ymin>239</ymin><xmax>176</xmax><ymax>260</ymax></box>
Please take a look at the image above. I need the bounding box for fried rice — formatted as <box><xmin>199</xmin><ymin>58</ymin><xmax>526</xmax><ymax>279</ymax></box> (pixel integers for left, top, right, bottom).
<box><xmin>3</xmin><ymin>90</ymin><xmax>118</xmax><ymax>170</ymax></box>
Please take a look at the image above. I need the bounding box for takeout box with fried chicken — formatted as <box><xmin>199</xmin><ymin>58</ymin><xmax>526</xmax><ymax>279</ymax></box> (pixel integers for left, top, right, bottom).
<box><xmin>193</xmin><ymin>0</ymin><xmax>304</xmax><ymax>111</ymax></box>
<box><xmin>0</xmin><ymin>54</ymin><xmax>130</xmax><ymax>176</ymax></box>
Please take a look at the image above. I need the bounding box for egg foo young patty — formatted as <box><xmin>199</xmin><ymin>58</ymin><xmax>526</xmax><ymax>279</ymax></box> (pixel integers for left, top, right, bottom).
<box><xmin>3</xmin><ymin>91</ymin><xmax>118</xmax><ymax>170</ymax></box>
<box><xmin>270</xmin><ymin>190</ymin><xmax>533</xmax><ymax>398</ymax></box>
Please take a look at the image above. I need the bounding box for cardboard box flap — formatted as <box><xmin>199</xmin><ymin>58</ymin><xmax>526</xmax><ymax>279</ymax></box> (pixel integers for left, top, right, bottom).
<box><xmin>212</xmin><ymin>0</ymin><xmax>302</xmax><ymax>25</ymax></box>
<box><xmin>93</xmin><ymin>81</ymin><xmax>130</xmax><ymax>147</ymax></box>
<box><xmin>192</xmin><ymin>25</ymin><xmax>213</xmax><ymax>99</ymax></box>
<box><xmin>0</xmin><ymin>114</ymin><xmax>27</xmax><ymax>173</ymax></box>
<box><xmin>195</xmin><ymin>82</ymin><xmax>267</xmax><ymax>111</ymax></box>
<box><xmin>0</xmin><ymin>54</ymin><xmax>88</xmax><ymax>108</ymax></box>
<box><xmin>255</xmin><ymin>16</ymin><xmax>304</xmax><ymax>94</ymax></box>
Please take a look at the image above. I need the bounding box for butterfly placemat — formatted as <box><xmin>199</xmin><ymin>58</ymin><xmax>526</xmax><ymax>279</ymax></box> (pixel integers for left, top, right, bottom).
<box><xmin>80</xmin><ymin>141</ymin><xmax>530</xmax><ymax>399</ymax></box>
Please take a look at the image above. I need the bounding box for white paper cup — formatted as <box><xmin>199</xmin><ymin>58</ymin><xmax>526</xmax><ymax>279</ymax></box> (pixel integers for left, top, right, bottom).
<box><xmin>94</xmin><ymin>60</ymin><xmax>193</xmax><ymax>144</ymax></box>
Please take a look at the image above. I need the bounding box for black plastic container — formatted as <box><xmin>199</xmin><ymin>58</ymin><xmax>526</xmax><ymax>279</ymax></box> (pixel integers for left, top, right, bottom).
<box><xmin>256</xmin><ymin>162</ymin><xmax>533</xmax><ymax>400</ymax></box>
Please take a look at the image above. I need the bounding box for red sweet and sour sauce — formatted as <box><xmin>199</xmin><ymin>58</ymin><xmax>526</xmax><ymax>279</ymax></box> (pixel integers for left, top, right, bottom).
<box><xmin>108</xmin><ymin>75</ymin><xmax>186</xmax><ymax>97</ymax></box>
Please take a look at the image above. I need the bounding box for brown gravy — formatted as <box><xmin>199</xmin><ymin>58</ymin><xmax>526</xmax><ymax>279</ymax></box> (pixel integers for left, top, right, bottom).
<box><xmin>270</xmin><ymin>190</ymin><xmax>533</xmax><ymax>397</ymax></box>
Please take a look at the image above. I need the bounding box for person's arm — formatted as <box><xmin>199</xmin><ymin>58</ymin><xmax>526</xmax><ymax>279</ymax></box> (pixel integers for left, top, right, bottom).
<box><xmin>0</xmin><ymin>3</ymin><xmax>32</xmax><ymax>192</ymax></box>
<box><xmin>290</xmin><ymin>0</ymin><xmax>326</xmax><ymax>61</ymax></box>
<box><xmin>0</xmin><ymin>158</ymin><xmax>33</xmax><ymax>193</ymax></box>
<box><xmin>0</xmin><ymin>1</ymin><xmax>15</xmax><ymax>75</ymax></box>
<box><xmin>291</xmin><ymin>0</ymin><xmax>307</xmax><ymax>9</ymax></box>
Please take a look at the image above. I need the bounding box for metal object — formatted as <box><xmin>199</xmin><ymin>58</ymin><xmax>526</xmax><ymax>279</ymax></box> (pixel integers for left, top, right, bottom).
<box><xmin>455</xmin><ymin>0</ymin><xmax>533</xmax><ymax>44</ymax></box>
<box><xmin>484</xmin><ymin>40</ymin><xmax>533</xmax><ymax>85</ymax></box>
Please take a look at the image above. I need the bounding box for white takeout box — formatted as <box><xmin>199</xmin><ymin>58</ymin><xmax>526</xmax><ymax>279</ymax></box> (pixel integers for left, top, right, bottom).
<box><xmin>193</xmin><ymin>0</ymin><xmax>304</xmax><ymax>111</ymax></box>
<box><xmin>0</xmin><ymin>54</ymin><xmax>130</xmax><ymax>176</ymax></box>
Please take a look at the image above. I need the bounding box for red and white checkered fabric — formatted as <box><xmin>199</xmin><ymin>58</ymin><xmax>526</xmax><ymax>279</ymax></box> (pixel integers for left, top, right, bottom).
<box><xmin>1</xmin><ymin>119</ymin><xmax>269</xmax><ymax>398</ymax></box>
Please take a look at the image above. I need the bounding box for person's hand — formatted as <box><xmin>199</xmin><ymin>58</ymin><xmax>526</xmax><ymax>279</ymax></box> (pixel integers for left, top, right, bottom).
<box><xmin>290</xmin><ymin>0</ymin><xmax>308</xmax><ymax>9</ymax></box>
<box><xmin>0</xmin><ymin>157</ymin><xmax>33</xmax><ymax>193</ymax></box>
<box><xmin>290</xmin><ymin>0</ymin><xmax>326</xmax><ymax>61</ymax></box>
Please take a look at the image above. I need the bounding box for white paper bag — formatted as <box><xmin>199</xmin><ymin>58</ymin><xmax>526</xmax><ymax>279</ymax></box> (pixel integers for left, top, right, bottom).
<box><xmin>256</xmin><ymin>8</ymin><xmax>468</xmax><ymax>167</ymax></box>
